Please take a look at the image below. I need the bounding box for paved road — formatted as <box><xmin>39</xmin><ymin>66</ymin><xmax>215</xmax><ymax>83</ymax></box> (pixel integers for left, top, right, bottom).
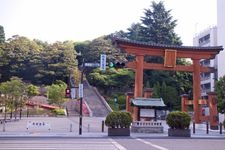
<box><xmin>0</xmin><ymin>137</ymin><xmax>225</xmax><ymax>150</ymax></box>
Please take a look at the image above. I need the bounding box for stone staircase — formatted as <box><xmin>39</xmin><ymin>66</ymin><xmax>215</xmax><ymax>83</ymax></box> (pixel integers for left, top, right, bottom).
<box><xmin>63</xmin><ymin>79</ymin><xmax>111</xmax><ymax>117</ymax></box>
<box><xmin>83</xmin><ymin>80</ymin><xmax>111</xmax><ymax>117</ymax></box>
<box><xmin>63</xmin><ymin>100</ymin><xmax>79</xmax><ymax>116</ymax></box>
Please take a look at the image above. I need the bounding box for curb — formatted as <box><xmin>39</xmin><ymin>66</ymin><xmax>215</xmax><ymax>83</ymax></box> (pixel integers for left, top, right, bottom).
<box><xmin>0</xmin><ymin>132</ymin><xmax>225</xmax><ymax>139</ymax></box>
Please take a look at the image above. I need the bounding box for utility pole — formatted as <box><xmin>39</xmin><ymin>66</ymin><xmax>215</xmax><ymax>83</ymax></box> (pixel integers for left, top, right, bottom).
<box><xmin>78</xmin><ymin>54</ymin><xmax>106</xmax><ymax>135</ymax></box>
<box><xmin>79</xmin><ymin>59</ymin><xmax>84</xmax><ymax>135</ymax></box>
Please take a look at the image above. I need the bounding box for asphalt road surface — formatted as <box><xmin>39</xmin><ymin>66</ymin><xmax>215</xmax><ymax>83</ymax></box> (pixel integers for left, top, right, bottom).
<box><xmin>0</xmin><ymin>137</ymin><xmax>225</xmax><ymax>150</ymax></box>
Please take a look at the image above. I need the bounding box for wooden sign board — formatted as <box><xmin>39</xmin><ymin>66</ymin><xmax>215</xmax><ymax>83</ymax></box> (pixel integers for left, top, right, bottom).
<box><xmin>164</xmin><ymin>49</ymin><xmax>177</xmax><ymax>67</ymax></box>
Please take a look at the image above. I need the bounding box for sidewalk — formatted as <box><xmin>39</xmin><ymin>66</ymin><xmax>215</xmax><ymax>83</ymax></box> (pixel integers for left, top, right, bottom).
<box><xmin>0</xmin><ymin>117</ymin><xmax>225</xmax><ymax>139</ymax></box>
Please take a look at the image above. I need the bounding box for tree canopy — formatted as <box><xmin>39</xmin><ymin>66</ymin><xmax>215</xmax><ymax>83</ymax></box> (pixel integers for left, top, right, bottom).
<box><xmin>215</xmin><ymin>76</ymin><xmax>225</xmax><ymax>113</ymax></box>
<box><xmin>0</xmin><ymin>35</ymin><xmax>78</xmax><ymax>85</ymax></box>
<box><xmin>75</xmin><ymin>36</ymin><xmax>126</xmax><ymax>65</ymax></box>
<box><xmin>0</xmin><ymin>25</ymin><xmax>5</xmax><ymax>43</ymax></box>
<box><xmin>87</xmin><ymin>68</ymin><xmax>134</xmax><ymax>95</ymax></box>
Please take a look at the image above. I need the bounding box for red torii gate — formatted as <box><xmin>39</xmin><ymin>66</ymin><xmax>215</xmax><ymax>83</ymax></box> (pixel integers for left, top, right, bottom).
<box><xmin>113</xmin><ymin>37</ymin><xmax>223</xmax><ymax>126</ymax></box>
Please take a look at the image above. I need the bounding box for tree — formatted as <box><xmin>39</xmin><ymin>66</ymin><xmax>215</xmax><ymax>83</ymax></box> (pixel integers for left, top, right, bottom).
<box><xmin>47</xmin><ymin>81</ymin><xmax>67</xmax><ymax>106</ymax></box>
<box><xmin>27</xmin><ymin>84</ymin><xmax>39</xmax><ymax>97</ymax></box>
<box><xmin>0</xmin><ymin>35</ymin><xmax>78</xmax><ymax>85</ymax></box>
<box><xmin>215</xmin><ymin>76</ymin><xmax>225</xmax><ymax>114</ymax></box>
<box><xmin>39</xmin><ymin>41</ymin><xmax>77</xmax><ymax>84</ymax></box>
<box><xmin>82</xmin><ymin>36</ymin><xmax>126</xmax><ymax>64</ymax></box>
<box><xmin>125</xmin><ymin>23</ymin><xmax>143</xmax><ymax>41</ymax></box>
<box><xmin>153</xmin><ymin>81</ymin><xmax>179</xmax><ymax>110</ymax></box>
<box><xmin>0</xmin><ymin>77</ymin><xmax>27</xmax><ymax>119</ymax></box>
<box><xmin>87</xmin><ymin>68</ymin><xmax>134</xmax><ymax>95</ymax></box>
<box><xmin>0</xmin><ymin>36</ymin><xmax>42</xmax><ymax>82</ymax></box>
<box><xmin>114</xmin><ymin>1</ymin><xmax>192</xmax><ymax>110</ymax></box>
<box><xmin>0</xmin><ymin>25</ymin><xmax>5</xmax><ymax>43</ymax></box>
<box><xmin>140</xmin><ymin>1</ymin><xmax>182</xmax><ymax>45</ymax></box>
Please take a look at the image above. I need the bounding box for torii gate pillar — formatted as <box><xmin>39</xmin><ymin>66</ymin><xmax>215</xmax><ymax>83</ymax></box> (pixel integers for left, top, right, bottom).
<box><xmin>133</xmin><ymin>55</ymin><xmax>144</xmax><ymax>121</ymax></box>
<box><xmin>192</xmin><ymin>58</ymin><xmax>202</xmax><ymax>123</ymax></box>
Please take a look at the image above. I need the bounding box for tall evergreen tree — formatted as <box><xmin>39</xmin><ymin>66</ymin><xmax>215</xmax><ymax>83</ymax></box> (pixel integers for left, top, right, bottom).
<box><xmin>117</xmin><ymin>1</ymin><xmax>192</xmax><ymax>110</ymax></box>
<box><xmin>140</xmin><ymin>1</ymin><xmax>182</xmax><ymax>45</ymax></box>
<box><xmin>0</xmin><ymin>25</ymin><xmax>5</xmax><ymax>43</ymax></box>
<box><xmin>126</xmin><ymin>23</ymin><xmax>143</xmax><ymax>41</ymax></box>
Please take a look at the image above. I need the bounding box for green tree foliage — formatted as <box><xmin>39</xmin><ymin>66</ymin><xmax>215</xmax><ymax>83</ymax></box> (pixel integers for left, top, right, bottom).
<box><xmin>140</xmin><ymin>1</ymin><xmax>182</xmax><ymax>45</ymax></box>
<box><xmin>75</xmin><ymin>36</ymin><xmax>126</xmax><ymax>65</ymax></box>
<box><xmin>125</xmin><ymin>23</ymin><xmax>143</xmax><ymax>41</ymax></box>
<box><xmin>47</xmin><ymin>80</ymin><xmax>67</xmax><ymax>106</ymax></box>
<box><xmin>74</xmin><ymin>41</ymin><xmax>90</xmax><ymax>66</ymax></box>
<box><xmin>0</xmin><ymin>35</ymin><xmax>78</xmax><ymax>85</ymax></box>
<box><xmin>0</xmin><ymin>77</ymin><xmax>27</xmax><ymax>118</ymax></box>
<box><xmin>215</xmin><ymin>76</ymin><xmax>225</xmax><ymax>113</ymax></box>
<box><xmin>153</xmin><ymin>82</ymin><xmax>179</xmax><ymax>110</ymax></box>
<box><xmin>2</xmin><ymin>36</ymin><xmax>42</xmax><ymax>82</ymax></box>
<box><xmin>27</xmin><ymin>84</ymin><xmax>39</xmax><ymax>97</ymax></box>
<box><xmin>87</xmin><ymin>68</ymin><xmax>134</xmax><ymax>95</ymax></box>
<box><xmin>117</xmin><ymin>1</ymin><xmax>182</xmax><ymax>45</ymax></box>
<box><xmin>39</xmin><ymin>41</ymin><xmax>77</xmax><ymax>84</ymax></box>
<box><xmin>0</xmin><ymin>25</ymin><xmax>5</xmax><ymax>43</ymax></box>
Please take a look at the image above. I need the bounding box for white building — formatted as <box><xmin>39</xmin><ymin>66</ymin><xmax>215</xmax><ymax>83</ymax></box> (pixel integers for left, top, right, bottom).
<box><xmin>193</xmin><ymin>27</ymin><xmax>218</xmax><ymax>98</ymax></box>
<box><xmin>217</xmin><ymin>0</ymin><xmax>225</xmax><ymax>78</ymax></box>
<box><xmin>192</xmin><ymin>0</ymin><xmax>225</xmax><ymax>98</ymax></box>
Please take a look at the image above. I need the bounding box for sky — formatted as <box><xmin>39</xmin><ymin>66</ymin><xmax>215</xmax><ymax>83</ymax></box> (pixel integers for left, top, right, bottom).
<box><xmin>0</xmin><ymin>0</ymin><xmax>217</xmax><ymax>45</ymax></box>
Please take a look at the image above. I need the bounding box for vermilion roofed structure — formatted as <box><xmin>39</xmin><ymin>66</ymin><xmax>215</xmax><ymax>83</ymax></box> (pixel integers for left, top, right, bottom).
<box><xmin>112</xmin><ymin>36</ymin><xmax>223</xmax><ymax>125</ymax></box>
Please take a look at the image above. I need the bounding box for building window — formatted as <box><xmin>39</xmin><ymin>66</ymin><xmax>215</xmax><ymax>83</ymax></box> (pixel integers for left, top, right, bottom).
<box><xmin>199</xmin><ymin>34</ymin><xmax>210</xmax><ymax>45</ymax></box>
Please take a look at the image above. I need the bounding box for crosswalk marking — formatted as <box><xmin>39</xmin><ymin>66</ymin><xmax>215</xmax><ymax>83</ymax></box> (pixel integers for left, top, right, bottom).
<box><xmin>136</xmin><ymin>138</ymin><xmax>169</xmax><ymax>150</ymax></box>
<box><xmin>109</xmin><ymin>138</ymin><xmax>127</xmax><ymax>150</ymax></box>
<box><xmin>0</xmin><ymin>139</ymin><xmax>126</xmax><ymax>150</ymax></box>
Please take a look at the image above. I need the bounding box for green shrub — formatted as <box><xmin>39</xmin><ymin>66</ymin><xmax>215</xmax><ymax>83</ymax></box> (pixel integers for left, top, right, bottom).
<box><xmin>52</xmin><ymin>108</ymin><xmax>65</xmax><ymax>116</ymax></box>
<box><xmin>117</xmin><ymin>95</ymin><xmax>126</xmax><ymax>105</ymax></box>
<box><xmin>105</xmin><ymin>111</ymin><xmax>120</xmax><ymax>128</ymax></box>
<box><xmin>120</xmin><ymin>112</ymin><xmax>132</xmax><ymax>128</ymax></box>
<box><xmin>166</xmin><ymin>111</ymin><xmax>191</xmax><ymax>129</ymax></box>
<box><xmin>119</xmin><ymin>104</ymin><xmax>126</xmax><ymax>110</ymax></box>
<box><xmin>105</xmin><ymin>111</ymin><xmax>132</xmax><ymax>128</ymax></box>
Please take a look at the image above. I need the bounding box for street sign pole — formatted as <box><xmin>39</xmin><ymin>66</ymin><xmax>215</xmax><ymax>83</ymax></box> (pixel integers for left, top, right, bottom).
<box><xmin>79</xmin><ymin>82</ymin><xmax>83</xmax><ymax>134</ymax></box>
<box><xmin>78</xmin><ymin>54</ymin><xmax>106</xmax><ymax>135</ymax></box>
<box><xmin>79</xmin><ymin>59</ymin><xmax>85</xmax><ymax>135</ymax></box>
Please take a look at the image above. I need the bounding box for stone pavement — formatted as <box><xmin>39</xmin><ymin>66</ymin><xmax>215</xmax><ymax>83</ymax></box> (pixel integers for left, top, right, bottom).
<box><xmin>0</xmin><ymin>117</ymin><xmax>225</xmax><ymax>139</ymax></box>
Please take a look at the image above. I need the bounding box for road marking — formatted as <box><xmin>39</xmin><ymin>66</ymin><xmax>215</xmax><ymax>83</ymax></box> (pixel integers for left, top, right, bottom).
<box><xmin>109</xmin><ymin>138</ymin><xmax>127</xmax><ymax>150</ymax></box>
<box><xmin>136</xmin><ymin>138</ymin><xmax>169</xmax><ymax>150</ymax></box>
<box><xmin>0</xmin><ymin>148</ymin><xmax>112</xmax><ymax>150</ymax></box>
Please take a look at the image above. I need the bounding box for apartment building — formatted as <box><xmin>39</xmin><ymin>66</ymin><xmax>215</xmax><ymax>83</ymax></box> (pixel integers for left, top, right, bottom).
<box><xmin>193</xmin><ymin>27</ymin><xmax>217</xmax><ymax>98</ymax></box>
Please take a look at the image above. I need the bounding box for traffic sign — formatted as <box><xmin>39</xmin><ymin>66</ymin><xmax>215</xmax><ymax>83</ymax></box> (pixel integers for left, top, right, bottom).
<box><xmin>84</xmin><ymin>63</ymin><xmax>100</xmax><ymax>67</ymax></box>
<box><xmin>100</xmin><ymin>54</ymin><xmax>106</xmax><ymax>71</ymax></box>
<box><xmin>79</xmin><ymin>84</ymin><xmax>83</xmax><ymax>98</ymax></box>
<box><xmin>70</xmin><ymin>88</ymin><xmax>76</xmax><ymax>99</ymax></box>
